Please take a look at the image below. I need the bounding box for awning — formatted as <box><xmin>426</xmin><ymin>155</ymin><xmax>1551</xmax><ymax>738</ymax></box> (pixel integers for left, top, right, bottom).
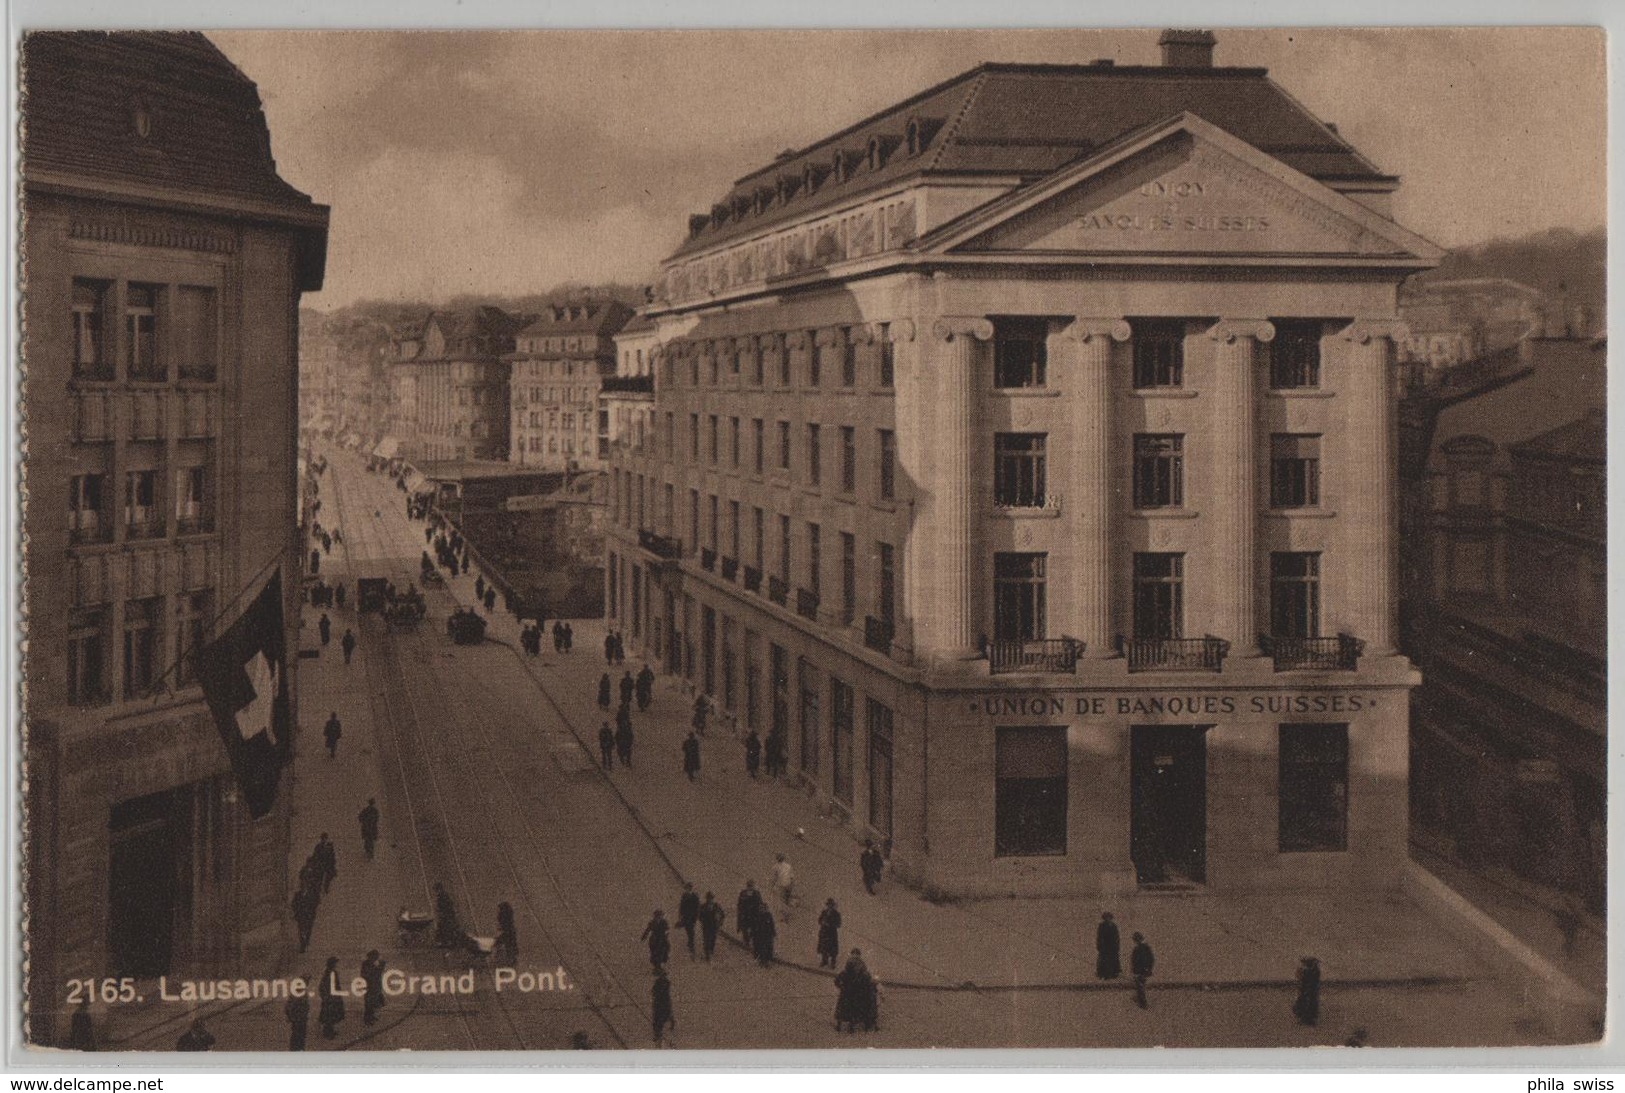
<box><xmin>373</xmin><ymin>436</ymin><xmax>400</xmax><ymax>460</ymax></box>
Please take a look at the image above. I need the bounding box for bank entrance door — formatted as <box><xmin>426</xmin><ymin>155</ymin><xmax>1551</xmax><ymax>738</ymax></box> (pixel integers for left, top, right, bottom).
<box><xmin>1130</xmin><ymin>725</ymin><xmax>1208</xmax><ymax>885</ymax></box>
<box><xmin>108</xmin><ymin>788</ymin><xmax>187</xmax><ymax>977</ymax></box>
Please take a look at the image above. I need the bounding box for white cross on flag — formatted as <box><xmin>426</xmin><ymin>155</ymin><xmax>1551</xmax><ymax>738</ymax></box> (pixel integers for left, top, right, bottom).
<box><xmin>196</xmin><ymin>568</ymin><xmax>291</xmax><ymax>818</ymax></box>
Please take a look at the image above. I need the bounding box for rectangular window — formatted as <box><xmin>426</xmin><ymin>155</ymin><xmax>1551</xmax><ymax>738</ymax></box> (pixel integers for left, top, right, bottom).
<box><xmin>1133</xmin><ymin>434</ymin><xmax>1185</xmax><ymax>509</ymax></box>
<box><xmin>841</xmin><ymin>532</ymin><xmax>856</xmax><ymax>625</ymax></box>
<box><xmin>1270</xmin><ymin>320</ymin><xmax>1323</xmax><ymax>389</ymax></box>
<box><xmin>68</xmin><ymin>607</ymin><xmax>108</xmax><ymax>706</ymax></box>
<box><xmin>751</xmin><ymin>338</ymin><xmax>765</xmax><ymax>386</ymax></box>
<box><xmin>878</xmin><ymin>326</ymin><xmax>895</xmax><ymax>388</ymax></box>
<box><xmin>1278</xmin><ymin>724</ymin><xmax>1349</xmax><ymax>852</ymax></box>
<box><xmin>708</xmin><ymin>415</ymin><xmax>719</xmax><ymax>464</ymax></box>
<box><xmin>779</xmin><ymin>514</ymin><xmax>792</xmax><ymax>586</ymax></box>
<box><xmin>753</xmin><ymin>419</ymin><xmax>765</xmax><ymax>475</ymax></box>
<box><xmin>689</xmin><ymin>414</ymin><xmax>700</xmax><ymax>462</ymax></box>
<box><xmin>994</xmin><ymin>433</ymin><xmax>1047</xmax><ymax>507</ymax></box>
<box><xmin>729</xmin><ymin>340</ymin><xmax>741</xmax><ymax>376</ymax></box>
<box><xmin>807</xmin><ymin>423</ymin><xmax>821</xmax><ymax>486</ymax></box>
<box><xmin>867</xmin><ymin>698</ymin><xmax>895</xmax><ymax>835</ymax></box>
<box><xmin>753</xmin><ymin>506</ymin><xmax>765</xmax><ymax>571</ymax></box>
<box><xmin>877</xmin><ymin>541</ymin><xmax>896</xmax><ymax>625</ymax></box>
<box><xmin>71</xmin><ymin>278</ymin><xmax>111</xmax><ymax>379</ymax></box>
<box><xmin>878</xmin><ymin>429</ymin><xmax>896</xmax><ymax>501</ymax></box>
<box><xmin>69</xmin><ymin>472</ymin><xmax>107</xmax><ymax>543</ymax></box>
<box><xmin>777</xmin><ymin>421</ymin><xmax>791</xmax><ymax>472</ymax></box>
<box><xmin>799</xmin><ymin>657</ymin><xmax>820</xmax><ymax>775</ymax></box>
<box><xmin>174</xmin><ymin>285</ymin><xmax>217</xmax><ymax>381</ymax></box>
<box><xmin>730</xmin><ymin>417</ymin><xmax>741</xmax><ymax>468</ymax></box>
<box><xmin>993</xmin><ymin>552</ymin><xmax>1046</xmax><ymax>642</ymax></box>
<box><xmin>708</xmin><ymin>494</ymin><xmax>719</xmax><ymax>549</ymax></box>
<box><xmin>840</xmin><ymin>427</ymin><xmax>857</xmax><ymax>493</ymax></box>
<box><xmin>125</xmin><ymin>469</ymin><xmax>160</xmax><ymax>538</ymax></box>
<box><xmin>175</xmin><ymin>465</ymin><xmax>210</xmax><ymax>533</ymax></box>
<box><xmin>689</xmin><ymin>488</ymin><xmax>700</xmax><ymax>552</ymax></box>
<box><xmin>122</xmin><ymin>596</ymin><xmax>160</xmax><ymax>699</ymax></box>
<box><xmin>663</xmin><ymin>484</ymin><xmax>675</xmax><ymax>535</ymax></box>
<box><xmin>1132</xmin><ymin>553</ymin><xmax>1184</xmax><ymax>640</ymax></box>
<box><xmin>807</xmin><ymin>522</ymin><xmax>821</xmax><ymax>598</ymax></box>
<box><xmin>665</xmin><ymin>412</ymin><xmax>675</xmax><ymax>457</ymax></box>
<box><xmin>126</xmin><ymin>283</ymin><xmax>162</xmax><ymax>381</ymax></box>
<box><xmin>832</xmin><ymin>678</ymin><xmax>855</xmax><ymax>805</ymax></box>
<box><xmin>1270</xmin><ymin>434</ymin><xmax>1322</xmax><ymax>508</ymax></box>
<box><xmin>778</xmin><ymin>335</ymin><xmax>792</xmax><ymax>387</ymax></box>
<box><xmin>993</xmin><ymin>317</ymin><xmax>1048</xmax><ymax>388</ymax></box>
<box><xmin>690</xmin><ymin>347</ymin><xmax>700</xmax><ymax>387</ymax></box>
<box><xmin>1132</xmin><ymin>319</ymin><xmax>1185</xmax><ymax>389</ymax></box>
<box><xmin>175</xmin><ymin>589</ymin><xmax>212</xmax><ymax>686</ymax></box>
<box><xmin>807</xmin><ymin>331</ymin><xmax>821</xmax><ymax>387</ymax></box>
<box><xmin>841</xmin><ymin>329</ymin><xmax>857</xmax><ymax>387</ymax></box>
<box><xmin>995</xmin><ymin>726</ymin><xmax>1068</xmax><ymax>856</ymax></box>
<box><xmin>1270</xmin><ymin>552</ymin><xmax>1321</xmax><ymax>639</ymax></box>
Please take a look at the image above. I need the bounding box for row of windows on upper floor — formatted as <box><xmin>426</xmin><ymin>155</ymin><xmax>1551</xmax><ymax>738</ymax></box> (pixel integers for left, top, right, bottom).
<box><xmin>70</xmin><ymin>277</ymin><xmax>220</xmax><ymax>384</ymax></box>
<box><xmin>515</xmin><ymin>384</ymin><xmax>597</xmax><ymax>406</ymax></box>
<box><xmin>658</xmin><ymin>317</ymin><xmax>1332</xmax><ymax>394</ymax></box>
<box><xmin>64</xmin><ymin>589</ymin><xmax>214</xmax><ymax>707</ymax></box>
<box><xmin>67</xmin><ymin>456</ymin><xmax>215</xmax><ymax>545</ymax></box>
<box><xmin>516</xmin><ymin>410</ymin><xmax>597</xmax><ymax>432</ymax></box>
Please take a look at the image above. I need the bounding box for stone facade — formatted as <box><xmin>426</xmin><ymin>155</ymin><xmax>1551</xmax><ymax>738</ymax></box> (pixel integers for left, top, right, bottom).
<box><xmin>387</xmin><ymin>307</ymin><xmax>525</xmax><ymax>462</ymax></box>
<box><xmin>507</xmin><ymin>301</ymin><xmax>633</xmax><ymax>472</ymax></box>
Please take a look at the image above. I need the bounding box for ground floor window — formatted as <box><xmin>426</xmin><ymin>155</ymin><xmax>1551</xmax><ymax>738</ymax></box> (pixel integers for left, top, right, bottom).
<box><xmin>798</xmin><ymin>658</ymin><xmax>820</xmax><ymax>776</ymax></box>
<box><xmin>867</xmin><ymin>699</ymin><xmax>893</xmax><ymax>838</ymax></box>
<box><xmin>831</xmin><ymin>678</ymin><xmax>854</xmax><ymax>805</ymax></box>
<box><xmin>995</xmin><ymin>726</ymin><xmax>1068</xmax><ymax>856</ymax></box>
<box><xmin>771</xmin><ymin>644</ymin><xmax>789</xmax><ymax>742</ymax></box>
<box><xmin>1279</xmin><ymin>723</ymin><xmax>1349</xmax><ymax>852</ymax></box>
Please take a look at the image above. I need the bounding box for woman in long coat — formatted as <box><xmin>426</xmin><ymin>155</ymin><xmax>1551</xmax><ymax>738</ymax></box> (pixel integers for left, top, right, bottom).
<box><xmin>833</xmin><ymin>951</ymin><xmax>872</xmax><ymax>1032</ymax></box>
<box><xmin>641</xmin><ymin>909</ymin><xmax>671</xmax><ymax>967</ymax></box>
<box><xmin>318</xmin><ymin>956</ymin><xmax>346</xmax><ymax>1039</ymax></box>
<box><xmin>816</xmin><ymin>899</ymin><xmax>842</xmax><ymax>968</ymax></box>
<box><xmin>598</xmin><ymin>674</ymin><xmax>613</xmax><ymax>710</ymax></box>
<box><xmin>1293</xmin><ymin>956</ymin><xmax>1322</xmax><ymax>1026</ymax></box>
<box><xmin>1095</xmin><ymin>911</ymin><xmax>1122</xmax><ymax>980</ymax></box>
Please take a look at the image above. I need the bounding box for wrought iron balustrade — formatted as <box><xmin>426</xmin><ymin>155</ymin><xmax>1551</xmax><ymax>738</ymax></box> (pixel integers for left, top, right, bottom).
<box><xmin>1259</xmin><ymin>633</ymin><xmax>1363</xmax><ymax>672</ymax></box>
<box><xmin>1119</xmin><ymin>635</ymin><xmax>1230</xmax><ymax>673</ymax></box>
<box><xmin>988</xmin><ymin>637</ymin><xmax>1084</xmax><ymax>675</ymax></box>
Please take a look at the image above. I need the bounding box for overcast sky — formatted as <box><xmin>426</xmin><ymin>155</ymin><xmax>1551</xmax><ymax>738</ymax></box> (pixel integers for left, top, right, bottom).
<box><xmin>209</xmin><ymin>27</ymin><xmax>1606</xmax><ymax>310</ymax></box>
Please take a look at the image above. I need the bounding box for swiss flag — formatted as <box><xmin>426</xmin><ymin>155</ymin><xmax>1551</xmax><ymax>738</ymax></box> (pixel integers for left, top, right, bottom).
<box><xmin>196</xmin><ymin>568</ymin><xmax>291</xmax><ymax>818</ymax></box>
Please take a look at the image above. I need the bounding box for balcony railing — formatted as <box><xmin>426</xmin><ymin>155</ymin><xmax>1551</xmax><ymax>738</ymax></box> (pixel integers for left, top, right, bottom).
<box><xmin>767</xmin><ymin>575</ymin><xmax>789</xmax><ymax>606</ymax></box>
<box><xmin>796</xmin><ymin>587</ymin><xmax>819</xmax><ymax>621</ymax></box>
<box><xmin>638</xmin><ymin>529</ymin><xmax>684</xmax><ymax>560</ymax></box>
<box><xmin>720</xmin><ymin>556</ymin><xmax>738</xmax><ymax>581</ymax></box>
<box><xmin>743</xmin><ymin>565</ymin><xmax>762</xmax><ymax>593</ymax></box>
<box><xmin>1260</xmin><ymin>633</ymin><xmax>1364</xmax><ymax>672</ymax></box>
<box><xmin>1119</xmin><ymin>635</ymin><xmax>1230</xmax><ymax>673</ymax></box>
<box><xmin>988</xmin><ymin>637</ymin><xmax>1084</xmax><ymax>675</ymax></box>
<box><xmin>865</xmin><ymin>615</ymin><xmax>894</xmax><ymax>655</ymax></box>
<box><xmin>700</xmin><ymin>547</ymin><xmax>717</xmax><ymax>572</ymax></box>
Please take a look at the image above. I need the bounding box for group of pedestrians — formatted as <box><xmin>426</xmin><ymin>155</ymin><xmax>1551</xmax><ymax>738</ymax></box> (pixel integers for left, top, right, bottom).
<box><xmin>595</xmin><ymin>664</ymin><xmax>658</xmax><ymax>771</ymax></box>
<box><xmin>740</xmin><ymin>727</ymin><xmax>789</xmax><ymax>779</ymax></box>
<box><xmin>291</xmin><ymin>835</ymin><xmax>338</xmax><ymax>954</ymax></box>
<box><xmin>1094</xmin><ymin>912</ymin><xmax>1157</xmax><ymax>1009</ymax></box>
<box><xmin>602</xmin><ymin>629</ymin><xmax>628</xmax><ymax>665</ymax></box>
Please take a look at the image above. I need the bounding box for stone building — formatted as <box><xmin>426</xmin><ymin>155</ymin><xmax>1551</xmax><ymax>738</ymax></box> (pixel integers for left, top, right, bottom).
<box><xmin>22</xmin><ymin>32</ymin><xmax>328</xmax><ymax>1043</ymax></box>
<box><xmin>507</xmin><ymin>300</ymin><xmax>633</xmax><ymax>471</ymax></box>
<box><xmin>386</xmin><ymin>306</ymin><xmax>527</xmax><ymax>462</ymax></box>
<box><xmin>606</xmin><ymin>29</ymin><xmax>1442</xmax><ymax>897</ymax></box>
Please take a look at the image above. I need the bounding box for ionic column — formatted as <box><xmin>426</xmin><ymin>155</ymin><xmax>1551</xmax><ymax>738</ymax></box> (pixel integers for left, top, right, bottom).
<box><xmin>1071</xmin><ymin>318</ymin><xmax>1131</xmax><ymax>656</ymax></box>
<box><xmin>923</xmin><ymin>316</ymin><xmax>992</xmax><ymax>660</ymax></box>
<box><xmin>1207</xmin><ymin>319</ymin><xmax>1274</xmax><ymax>656</ymax></box>
<box><xmin>1341</xmin><ymin>320</ymin><xmax>1408</xmax><ymax>655</ymax></box>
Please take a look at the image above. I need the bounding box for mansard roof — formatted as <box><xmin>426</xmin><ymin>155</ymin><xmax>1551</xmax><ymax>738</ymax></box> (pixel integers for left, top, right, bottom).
<box><xmin>672</xmin><ymin>60</ymin><xmax>1388</xmax><ymax>258</ymax></box>
<box><xmin>515</xmin><ymin>300</ymin><xmax>636</xmax><ymax>340</ymax></box>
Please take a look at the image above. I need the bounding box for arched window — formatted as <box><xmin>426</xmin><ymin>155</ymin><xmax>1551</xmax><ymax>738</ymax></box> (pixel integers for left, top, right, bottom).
<box><xmin>905</xmin><ymin>119</ymin><xmax>920</xmax><ymax>156</ymax></box>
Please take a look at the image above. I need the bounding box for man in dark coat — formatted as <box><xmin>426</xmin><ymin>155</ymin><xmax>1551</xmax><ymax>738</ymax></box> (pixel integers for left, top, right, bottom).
<box><xmin>292</xmin><ymin>884</ymin><xmax>317</xmax><ymax>952</ymax></box>
<box><xmin>604</xmin><ymin>632</ymin><xmax>616</xmax><ymax>665</ymax></box>
<box><xmin>553</xmin><ymin>621</ymin><xmax>565</xmax><ymax>653</ymax></box>
<box><xmin>681</xmin><ymin>731</ymin><xmax>701</xmax><ymax>781</ymax></box>
<box><xmin>752</xmin><ymin>902</ymin><xmax>777</xmax><ymax>966</ymax></box>
<box><xmin>615</xmin><ymin>705</ymin><xmax>634</xmax><ymax>767</ymax></box>
<box><xmin>361</xmin><ymin>950</ymin><xmax>387</xmax><ymax>1025</ymax></box>
<box><xmin>676</xmin><ymin>882</ymin><xmax>701</xmax><ymax>957</ymax></box>
<box><xmin>698</xmin><ymin>891</ymin><xmax>726</xmax><ymax>962</ymax></box>
<box><xmin>598</xmin><ymin>673</ymin><xmax>613</xmax><ymax>710</ymax></box>
<box><xmin>598</xmin><ymin>722</ymin><xmax>616</xmax><ymax>769</ymax></box>
<box><xmin>641</xmin><ymin>909</ymin><xmax>671</xmax><ymax>967</ymax></box>
<box><xmin>834</xmin><ymin>950</ymin><xmax>876</xmax><ymax>1032</ymax></box>
<box><xmin>736</xmin><ymin>881</ymin><xmax>761</xmax><ymax>950</ymax></box>
<box><xmin>1293</xmin><ymin>956</ymin><xmax>1322</xmax><ymax>1026</ymax></box>
<box><xmin>434</xmin><ymin>882</ymin><xmax>462</xmax><ymax>949</ymax></box>
<box><xmin>562</xmin><ymin>622</ymin><xmax>574</xmax><ymax>650</ymax></box>
<box><xmin>496</xmin><ymin>902</ymin><xmax>518</xmax><ymax>967</ymax></box>
<box><xmin>651</xmin><ymin>967</ymin><xmax>675</xmax><ymax>1046</ymax></box>
<box><xmin>323</xmin><ymin>712</ymin><xmax>342</xmax><ymax>759</ymax></box>
<box><xmin>860</xmin><ymin>841</ymin><xmax>884</xmax><ymax>895</ymax></box>
<box><xmin>817</xmin><ymin>898</ymin><xmax>842</xmax><ymax>968</ymax></box>
<box><xmin>475</xmin><ymin>576</ymin><xmax>486</xmax><ymax>601</ymax></box>
<box><xmin>692</xmin><ymin>694</ymin><xmax>709</xmax><ymax>737</ymax></box>
<box><xmin>620</xmin><ymin>671</ymin><xmax>636</xmax><ymax>708</ymax></box>
<box><xmin>284</xmin><ymin>985</ymin><xmax>310</xmax><ymax>1050</ymax></box>
<box><xmin>341</xmin><ymin>629</ymin><xmax>356</xmax><ymax>665</ymax></box>
<box><xmin>636</xmin><ymin>664</ymin><xmax>655</xmax><ymax>711</ymax></box>
<box><xmin>484</xmin><ymin>588</ymin><xmax>497</xmax><ymax>612</ymax></box>
<box><xmin>310</xmin><ymin>548</ymin><xmax>321</xmax><ymax>575</ymax></box>
<box><xmin>318</xmin><ymin>612</ymin><xmax>332</xmax><ymax>645</ymax></box>
<box><xmin>334</xmin><ymin>583</ymin><xmax>346</xmax><ymax>610</ymax></box>
<box><xmin>358</xmin><ymin>798</ymin><xmax>380</xmax><ymax>859</ymax></box>
<box><xmin>744</xmin><ymin>730</ymin><xmax>762</xmax><ymax>778</ymax></box>
<box><xmin>1130</xmin><ymin>933</ymin><xmax>1155</xmax><ymax>1009</ymax></box>
<box><xmin>318</xmin><ymin>956</ymin><xmax>345</xmax><ymax>1038</ymax></box>
<box><xmin>1095</xmin><ymin>911</ymin><xmax>1122</xmax><ymax>980</ymax></box>
<box><xmin>765</xmin><ymin>730</ymin><xmax>787</xmax><ymax>778</ymax></box>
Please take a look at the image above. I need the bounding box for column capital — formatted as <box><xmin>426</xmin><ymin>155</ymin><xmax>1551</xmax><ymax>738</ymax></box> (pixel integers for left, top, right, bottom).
<box><xmin>931</xmin><ymin>316</ymin><xmax>995</xmax><ymax>343</ymax></box>
<box><xmin>1207</xmin><ymin>319</ymin><xmax>1276</xmax><ymax>345</ymax></box>
<box><xmin>1072</xmin><ymin>318</ymin><xmax>1132</xmax><ymax>344</ymax></box>
<box><xmin>868</xmin><ymin>319</ymin><xmax>915</xmax><ymax>344</ymax></box>
<box><xmin>1341</xmin><ymin>319</ymin><xmax>1411</xmax><ymax>345</ymax></box>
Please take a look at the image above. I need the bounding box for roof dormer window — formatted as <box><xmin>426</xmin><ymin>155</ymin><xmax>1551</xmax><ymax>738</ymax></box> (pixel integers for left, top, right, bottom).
<box><xmin>867</xmin><ymin>137</ymin><xmax>881</xmax><ymax>171</ymax></box>
<box><xmin>832</xmin><ymin>152</ymin><xmax>849</xmax><ymax>183</ymax></box>
<box><xmin>906</xmin><ymin>119</ymin><xmax>920</xmax><ymax>156</ymax></box>
<box><xmin>802</xmin><ymin>164</ymin><xmax>816</xmax><ymax>193</ymax></box>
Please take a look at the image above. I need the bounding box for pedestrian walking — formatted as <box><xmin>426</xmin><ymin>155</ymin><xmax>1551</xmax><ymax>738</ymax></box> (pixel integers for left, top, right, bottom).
<box><xmin>698</xmin><ymin>891</ymin><xmax>726</xmax><ymax>962</ymax></box>
<box><xmin>744</xmin><ymin>730</ymin><xmax>762</xmax><ymax>778</ymax></box>
<box><xmin>834</xmin><ymin>950</ymin><xmax>877</xmax><ymax>1032</ymax></box>
<box><xmin>1095</xmin><ymin>911</ymin><xmax>1122</xmax><ymax>980</ymax></box>
<box><xmin>475</xmin><ymin>576</ymin><xmax>486</xmax><ymax>601</ymax></box>
<box><xmin>560</xmin><ymin>622</ymin><xmax>572</xmax><ymax>650</ymax></box>
<box><xmin>292</xmin><ymin>885</ymin><xmax>317</xmax><ymax>952</ymax></box>
<box><xmin>1130</xmin><ymin>933</ymin><xmax>1155</xmax><ymax>1009</ymax></box>
<box><xmin>284</xmin><ymin>986</ymin><xmax>310</xmax><ymax>1050</ymax></box>
<box><xmin>310</xmin><ymin>548</ymin><xmax>321</xmax><ymax>575</ymax></box>
<box><xmin>1293</xmin><ymin>956</ymin><xmax>1322</xmax><ymax>1027</ymax></box>
<box><xmin>461</xmin><ymin>554</ymin><xmax>469</xmax><ymax>575</ymax></box>
<box><xmin>765</xmin><ymin>730</ymin><xmax>787</xmax><ymax>778</ymax></box>
<box><xmin>315</xmin><ymin>834</ymin><xmax>337</xmax><ymax>894</ymax></box>
<box><xmin>860</xmin><ymin>841</ymin><xmax>883</xmax><ymax>895</ymax></box>
<box><xmin>636</xmin><ymin>664</ymin><xmax>655</xmax><ymax>711</ymax></box>
<box><xmin>323</xmin><ymin>712</ymin><xmax>342</xmax><ymax>759</ymax></box>
<box><xmin>318</xmin><ymin>612</ymin><xmax>332</xmax><ymax>645</ymax></box>
<box><xmin>496</xmin><ymin>901</ymin><xmax>518</xmax><ymax>967</ymax></box>
<box><xmin>341</xmin><ymin>629</ymin><xmax>356</xmax><ymax>665</ymax></box>
<box><xmin>484</xmin><ymin>588</ymin><xmax>497</xmax><ymax>612</ymax></box>
<box><xmin>334</xmin><ymin>583</ymin><xmax>346</xmax><ymax>610</ymax></box>
<box><xmin>681</xmin><ymin>731</ymin><xmax>701</xmax><ymax>781</ymax></box>
<box><xmin>692</xmin><ymin>694</ymin><xmax>709</xmax><ymax>737</ymax></box>
<box><xmin>176</xmin><ymin>1018</ymin><xmax>216</xmax><ymax>1051</ymax></box>
<box><xmin>615</xmin><ymin>706</ymin><xmax>634</xmax><ymax>767</ymax></box>
<box><xmin>651</xmin><ymin>967</ymin><xmax>675</xmax><ymax>1046</ymax></box>
<box><xmin>604</xmin><ymin>632</ymin><xmax>616</xmax><ymax>665</ymax></box>
<box><xmin>737</xmin><ymin>880</ymin><xmax>761</xmax><ymax>949</ymax></box>
<box><xmin>358</xmin><ymin>798</ymin><xmax>380</xmax><ymax>859</ymax></box>
<box><xmin>598</xmin><ymin>722</ymin><xmax>616</xmax><ymax>769</ymax></box>
<box><xmin>772</xmin><ymin>853</ymin><xmax>795</xmax><ymax>909</ymax></box>
<box><xmin>598</xmin><ymin>673</ymin><xmax>613</xmax><ymax>710</ymax></box>
<box><xmin>641</xmin><ymin>909</ymin><xmax>671</xmax><ymax>967</ymax></box>
<box><xmin>434</xmin><ymin>882</ymin><xmax>462</xmax><ymax>949</ymax></box>
<box><xmin>677</xmin><ymin>883</ymin><xmax>701</xmax><ymax>957</ymax></box>
<box><xmin>620</xmin><ymin>671</ymin><xmax>636</xmax><ymax>707</ymax></box>
<box><xmin>318</xmin><ymin>957</ymin><xmax>345</xmax><ymax>1038</ymax></box>
<box><xmin>752</xmin><ymin>902</ymin><xmax>777</xmax><ymax>966</ymax></box>
<box><xmin>817</xmin><ymin>898</ymin><xmax>842</xmax><ymax>968</ymax></box>
<box><xmin>361</xmin><ymin>950</ymin><xmax>387</xmax><ymax>1025</ymax></box>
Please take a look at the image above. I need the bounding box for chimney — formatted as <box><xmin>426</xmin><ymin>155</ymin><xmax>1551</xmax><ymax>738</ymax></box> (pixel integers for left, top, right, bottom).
<box><xmin>1158</xmin><ymin>28</ymin><xmax>1216</xmax><ymax>68</ymax></box>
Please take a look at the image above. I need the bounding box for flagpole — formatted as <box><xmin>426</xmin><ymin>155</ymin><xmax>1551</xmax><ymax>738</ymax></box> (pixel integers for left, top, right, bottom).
<box><xmin>144</xmin><ymin>550</ymin><xmax>289</xmax><ymax>702</ymax></box>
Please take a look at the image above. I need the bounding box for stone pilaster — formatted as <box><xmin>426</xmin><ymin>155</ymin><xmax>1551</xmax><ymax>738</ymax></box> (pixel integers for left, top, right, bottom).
<box><xmin>1207</xmin><ymin>319</ymin><xmax>1274</xmax><ymax>655</ymax></box>
<box><xmin>1341</xmin><ymin>320</ymin><xmax>1408</xmax><ymax>655</ymax></box>
<box><xmin>1071</xmin><ymin>318</ymin><xmax>1131</xmax><ymax>656</ymax></box>
<box><xmin>921</xmin><ymin>316</ymin><xmax>992</xmax><ymax>660</ymax></box>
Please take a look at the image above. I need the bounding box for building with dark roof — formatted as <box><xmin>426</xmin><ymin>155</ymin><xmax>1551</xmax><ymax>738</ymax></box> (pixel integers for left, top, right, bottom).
<box><xmin>608</xmin><ymin>29</ymin><xmax>1443</xmax><ymax>898</ymax></box>
<box><xmin>506</xmin><ymin>299</ymin><xmax>634</xmax><ymax>471</ymax></box>
<box><xmin>22</xmin><ymin>31</ymin><xmax>328</xmax><ymax>1046</ymax></box>
<box><xmin>386</xmin><ymin>306</ymin><xmax>529</xmax><ymax>462</ymax></box>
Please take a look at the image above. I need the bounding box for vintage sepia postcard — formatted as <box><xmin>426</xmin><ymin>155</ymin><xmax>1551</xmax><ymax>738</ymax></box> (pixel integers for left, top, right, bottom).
<box><xmin>15</xmin><ymin>25</ymin><xmax>1606</xmax><ymax>1057</ymax></box>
